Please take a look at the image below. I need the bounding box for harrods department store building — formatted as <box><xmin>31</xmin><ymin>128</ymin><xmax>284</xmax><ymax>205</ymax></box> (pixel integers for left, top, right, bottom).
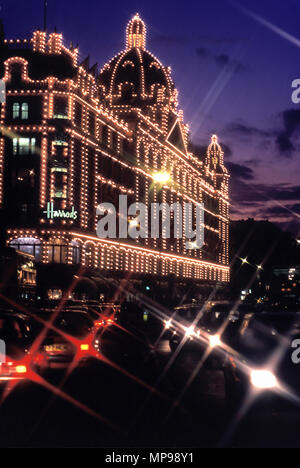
<box><xmin>0</xmin><ymin>14</ymin><xmax>230</xmax><ymax>297</ymax></box>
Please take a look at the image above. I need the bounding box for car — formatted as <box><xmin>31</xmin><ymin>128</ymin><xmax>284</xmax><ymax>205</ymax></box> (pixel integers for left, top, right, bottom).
<box><xmin>0</xmin><ymin>310</ymin><xmax>33</xmax><ymax>382</ymax></box>
<box><xmin>223</xmin><ymin>309</ymin><xmax>300</xmax><ymax>411</ymax></box>
<box><xmin>52</xmin><ymin>300</ymin><xmax>121</xmax><ymax>325</ymax></box>
<box><xmin>32</xmin><ymin>299</ymin><xmax>114</xmax><ymax>325</ymax></box>
<box><xmin>200</xmin><ymin>301</ymin><xmax>255</xmax><ymax>344</ymax></box>
<box><xmin>84</xmin><ymin>301</ymin><xmax>121</xmax><ymax>325</ymax></box>
<box><xmin>31</xmin><ymin>310</ymin><xmax>94</xmax><ymax>370</ymax></box>
<box><xmin>166</xmin><ymin>301</ymin><xmax>256</xmax><ymax>370</ymax></box>
<box><xmin>93</xmin><ymin>302</ymin><xmax>161</xmax><ymax>367</ymax></box>
<box><xmin>168</xmin><ymin>301</ymin><xmax>251</xmax><ymax>349</ymax></box>
<box><xmin>166</xmin><ymin>303</ymin><xmax>205</xmax><ymax>351</ymax></box>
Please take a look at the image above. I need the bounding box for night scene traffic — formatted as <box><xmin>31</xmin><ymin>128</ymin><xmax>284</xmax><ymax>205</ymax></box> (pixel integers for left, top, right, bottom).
<box><xmin>0</xmin><ymin>0</ymin><xmax>299</xmax><ymax>454</ymax></box>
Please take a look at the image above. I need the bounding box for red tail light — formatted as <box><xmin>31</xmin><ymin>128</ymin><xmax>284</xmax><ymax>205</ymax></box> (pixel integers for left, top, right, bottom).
<box><xmin>94</xmin><ymin>320</ymin><xmax>105</xmax><ymax>327</ymax></box>
<box><xmin>0</xmin><ymin>361</ymin><xmax>28</xmax><ymax>378</ymax></box>
<box><xmin>94</xmin><ymin>318</ymin><xmax>114</xmax><ymax>327</ymax></box>
<box><xmin>80</xmin><ymin>344</ymin><xmax>89</xmax><ymax>351</ymax></box>
<box><xmin>15</xmin><ymin>365</ymin><xmax>27</xmax><ymax>374</ymax></box>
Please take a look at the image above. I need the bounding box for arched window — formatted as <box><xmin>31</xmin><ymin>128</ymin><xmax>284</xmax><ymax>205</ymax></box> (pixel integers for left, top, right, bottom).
<box><xmin>10</xmin><ymin>237</ymin><xmax>41</xmax><ymax>261</ymax></box>
<box><xmin>13</xmin><ymin>103</ymin><xmax>20</xmax><ymax>119</ymax></box>
<box><xmin>48</xmin><ymin>238</ymin><xmax>68</xmax><ymax>264</ymax></box>
<box><xmin>71</xmin><ymin>240</ymin><xmax>81</xmax><ymax>265</ymax></box>
<box><xmin>21</xmin><ymin>103</ymin><xmax>29</xmax><ymax>120</ymax></box>
<box><xmin>84</xmin><ymin>243</ymin><xmax>94</xmax><ymax>269</ymax></box>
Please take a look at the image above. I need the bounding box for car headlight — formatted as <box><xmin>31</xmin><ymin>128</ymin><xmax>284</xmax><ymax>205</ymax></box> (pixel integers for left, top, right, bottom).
<box><xmin>250</xmin><ymin>369</ymin><xmax>278</xmax><ymax>389</ymax></box>
<box><xmin>164</xmin><ymin>320</ymin><xmax>172</xmax><ymax>329</ymax></box>
<box><xmin>184</xmin><ymin>326</ymin><xmax>195</xmax><ymax>337</ymax></box>
<box><xmin>209</xmin><ymin>334</ymin><xmax>221</xmax><ymax>348</ymax></box>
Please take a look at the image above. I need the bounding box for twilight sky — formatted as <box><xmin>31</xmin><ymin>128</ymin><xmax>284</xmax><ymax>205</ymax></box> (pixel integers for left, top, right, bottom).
<box><xmin>1</xmin><ymin>0</ymin><xmax>300</xmax><ymax>236</ymax></box>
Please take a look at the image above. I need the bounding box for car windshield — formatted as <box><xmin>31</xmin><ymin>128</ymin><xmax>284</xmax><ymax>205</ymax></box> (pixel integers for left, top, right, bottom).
<box><xmin>0</xmin><ymin>317</ymin><xmax>24</xmax><ymax>341</ymax></box>
<box><xmin>238</xmin><ymin>312</ymin><xmax>300</xmax><ymax>364</ymax></box>
<box><xmin>250</xmin><ymin>312</ymin><xmax>300</xmax><ymax>334</ymax></box>
<box><xmin>33</xmin><ymin>312</ymin><xmax>93</xmax><ymax>339</ymax></box>
<box><xmin>172</xmin><ymin>305</ymin><xmax>205</xmax><ymax>328</ymax></box>
<box><xmin>0</xmin><ymin>315</ymin><xmax>29</xmax><ymax>359</ymax></box>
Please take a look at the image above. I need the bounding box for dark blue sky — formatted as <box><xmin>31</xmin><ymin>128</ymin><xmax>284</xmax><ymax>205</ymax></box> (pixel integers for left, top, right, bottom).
<box><xmin>1</xmin><ymin>0</ymin><xmax>300</xmax><ymax>235</ymax></box>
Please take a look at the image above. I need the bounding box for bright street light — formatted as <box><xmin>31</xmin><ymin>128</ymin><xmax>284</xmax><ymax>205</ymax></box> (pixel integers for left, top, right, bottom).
<box><xmin>153</xmin><ymin>172</ymin><xmax>171</xmax><ymax>184</ymax></box>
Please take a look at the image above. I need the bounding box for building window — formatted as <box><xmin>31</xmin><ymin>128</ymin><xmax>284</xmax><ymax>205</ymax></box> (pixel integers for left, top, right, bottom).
<box><xmin>48</xmin><ymin>289</ymin><xmax>63</xmax><ymax>300</ymax></box>
<box><xmin>51</xmin><ymin>166</ymin><xmax>68</xmax><ymax>199</ymax></box>
<box><xmin>10</xmin><ymin>237</ymin><xmax>41</xmax><ymax>262</ymax></box>
<box><xmin>85</xmin><ymin>243</ymin><xmax>94</xmax><ymax>268</ymax></box>
<box><xmin>54</xmin><ymin>98</ymin><xmax>68</xmax><ymax>119</ymax></box>
<box><xmin>21</xmin><ymin>103</ymin><xmax>29</xmax><ymax>120</ymax></box>
<box><xmin>75</xmin><ymin>102</ymin><xmax>82</xmax><ymax>126</ymax></box>
<box><xmin>15</xmin><ymin>168</ymin><xmax>35</xmax><ymax>188</ymax></box>
<box><xmin>53</xmin><ymin>132</ymin><xmax>68</xmax><ymax>146</ymax></box>
<box><xmin>102</xmin><ymin>125</ymin><xmax>109</xmax><ymax>147</ymax></box>
<box><xmin>13</xmin><ymin>103</ymin><xmax>20</xmax><ymax>119</ymax></box>
<box><xmin>88</xmin><ymin>112</ymin><xmax>95</xmax><ymax>136</ymax></box>
<box><xmin>71</xmin><ymin>241</ymin><xmax>81</xmax><ymax>264</ymax></box>
<box><xmin>112</xmin><ymin>133</ymin><xmax>118</xmax><ymax>152</ymax></box>
<box><xmin>13</xmin><ymin>138</ymin><xmax>17</xmax><ymax>155</ymax></box>
<box><xmin>48</xmin><ymin>239</ymin><xmax>68</xmax><ymax>264</ymax></box>
<box><xmin>13</xmin><ymin>137</ymin><xmax>36</xmax><ymax>155</ymax></box>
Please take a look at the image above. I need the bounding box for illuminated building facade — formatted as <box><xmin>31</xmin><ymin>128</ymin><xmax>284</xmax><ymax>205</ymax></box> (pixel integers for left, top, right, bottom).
<box><xmin>0</xmin><ymin>14</ymin><xmax>229</xmax><ymax>297</ymax></box>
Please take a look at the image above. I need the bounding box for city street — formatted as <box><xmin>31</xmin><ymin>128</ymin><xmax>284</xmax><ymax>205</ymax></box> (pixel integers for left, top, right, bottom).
<box><xmin>0</xmin><ymin>341</ymin><xmax>300</xmax><ymax>448</ymax></box>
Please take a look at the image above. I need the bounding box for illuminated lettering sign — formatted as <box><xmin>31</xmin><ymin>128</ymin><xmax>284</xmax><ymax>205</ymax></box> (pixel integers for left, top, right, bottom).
<box><xmin>43</xmin><ymin>202</ymin><xmax>78</xmax><ymax>220</ymax></box>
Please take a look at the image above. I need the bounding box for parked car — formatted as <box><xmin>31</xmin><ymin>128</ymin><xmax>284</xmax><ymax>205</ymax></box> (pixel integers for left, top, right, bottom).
<box><xmin>93</xmin><ymin>302</ymin><xmax>161</xmax><ymax>367</ymax></box>
<box><xmin>223</xmin><ymin>309</ymin><xmax>300</xmax><ymax>411</ymax></box>
<box><xmin>167</xmin><ymin>303</ymin><xmax>206</xmax><ymax>352</ymax></box>
<box><xmin>31</xmin><ymin>310</ymin><xmax>94</xmax><ymax>370</ymax></box>
<box><xmin>168</xmin><ymin>301</ymin><xmax>253</xmax><ymax>350</ymax></box>
<box><xmin>0</xmin><ymin>310</ymin><xmax>32</xmax><ymax>382</ymax></box>
<box><xmin>200</xmin><ymin>301</ymin><xmax>255</xmax><ymax>344</ymax></box>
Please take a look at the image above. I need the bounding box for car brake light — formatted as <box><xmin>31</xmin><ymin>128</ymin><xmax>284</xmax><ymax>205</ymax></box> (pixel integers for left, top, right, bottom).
<box><xmin>80</xmin><ymin>344</ymin><xmax>89</xmax><ymax>351</ymax></box>
<box><xmin>95</xmin><ymin>318</ymin><xmax>114</xmax><ymax>327</ymax></box>
<box><xmin>95</xmin><ymin>320</ymin><xmax>105</xmax><ymax>326</ymax></box>
<box><xmin>15</xmin><ymin>365</ymin><xmax>27</xmax><ymax>374</ymax></box>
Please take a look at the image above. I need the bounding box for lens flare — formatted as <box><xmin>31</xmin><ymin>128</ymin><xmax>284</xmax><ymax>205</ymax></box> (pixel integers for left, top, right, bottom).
<box><xmin>153</xmin><ymin>172</ymin><xmax>170</xmax><ymax>184</ymax></box>
<box><xmin>209</xmin><ymin>334</ymin><xmax>221</xmax><ymax>348</ymax></box>
<box><xmin>184</xmin><ymin>325</ymin><xmax>195</xmax><ymax>337</ymax></box>
<box><xmin>250</xmin><ymin>369</ymin><xmax>278</xmax><ymax>389</ymax></box>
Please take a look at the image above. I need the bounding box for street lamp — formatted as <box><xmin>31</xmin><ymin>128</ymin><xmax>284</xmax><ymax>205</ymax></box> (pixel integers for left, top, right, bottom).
<box><xmin>153</xmin><ymin>172</ymin><xmax>170</xmax><ymax>184</ymax></box>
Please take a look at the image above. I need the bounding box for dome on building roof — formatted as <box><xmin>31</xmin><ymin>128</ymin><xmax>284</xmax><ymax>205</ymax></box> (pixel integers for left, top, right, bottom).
<box><xmin>98</xmin><ymin>14</ymin><xmax>177</xmax><ymax>108</ymax></box>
